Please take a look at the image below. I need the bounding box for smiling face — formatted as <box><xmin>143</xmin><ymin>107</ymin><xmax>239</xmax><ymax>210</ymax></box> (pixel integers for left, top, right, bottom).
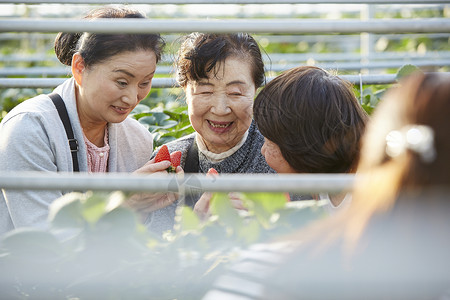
<box><xmin>261</xmin><ymin>138</ymin><xmax>297</xmax><ymax>173</ymax></box>
<box><xmin>185</xmin><ymin>57</ymin><xmax>256</xmax><ymax>153</ymax></box>
<box><xmin>73</xmin><ymin>49</ymin><xmax>157</xmax><ymax>130</ymax></box>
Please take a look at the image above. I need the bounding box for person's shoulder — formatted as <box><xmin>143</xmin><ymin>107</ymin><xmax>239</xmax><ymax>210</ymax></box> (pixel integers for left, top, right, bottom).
<box><xmin>1</xmin><ymin>94</ymin><xmax>55</xmax><ymax>125</ymax></box>
<box><xmin>151</xmin><ymin>133</ymin><xmax>195</xmax><ymax>159</ymax></box>
<box><xmin>165</xmin><ymin>133</ymin><xmax>196</xmax><ymax>152</ymax></box>
<box><xmin>248</xmin><ymin>120</ymin><xmax>265</xmax><ymax>143</ymax></box>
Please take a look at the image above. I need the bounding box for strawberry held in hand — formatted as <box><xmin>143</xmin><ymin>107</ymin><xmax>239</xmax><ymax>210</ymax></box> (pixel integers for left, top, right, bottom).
<box><xmin>206</xmin><ymin>168</ymin><xmax>219</xmax><ymax>176</ymax></box>
<box><xmin>154</xmin><ymin>145</ymin><xmax>182</xmax><ymax>173</ymax></box>
<box><xmin>169</xmin><ymin>151</ymin><xmax>182</xmax><ymax>173</ymax></box>
<box><xmin>154</xmin><ymin>145</ymin><xmax>171</xmax><ymax>163</ymax></box>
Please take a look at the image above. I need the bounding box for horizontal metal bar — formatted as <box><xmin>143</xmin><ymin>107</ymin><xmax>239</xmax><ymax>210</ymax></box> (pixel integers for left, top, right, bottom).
<box><xmin>2</xmin><ymin>51</ymin><xmax>449</xmax><ymax>64</ymax></box>
<box><xmin>2</xmin><ymin>32</ymin><xmax>448</xmax><ymax>43</ymax></box>
<box><xmin>0</xmin><ymin>172</ymin><xmax>355</xmax><ymax>194</ymax></box>
<box><xmin>2</xmin><ymin>59</ymin><xmax>448</xmax><ymax>77</ymax></box>
<box><xmin>1</xmin><ymin>19</ymin><xmax>449</xmax><ymax>34</ymax></box>
<box><xmin>0</xmin><ymin>0</ymin><xmax>447</xmax><ymax>3</ymax></box>
<box><xmin>271</xmin><ymin>60</ymin><xmax>450</xmax><ymax>71</ymax></box>
<box><xmin>0</xmin><ymin>77</ymin><xmax>175</xmax><ymax>88</ymax></box>
<box><xmin>0</xmin><ymin>74</ymin><xmax>401</xmax><ymax>88</ymax></box>
<box><xmin>0</xmin><ymin>66</ymin><xmax>175</xmax><ymax>76</ymax></box>
<box><xmin>267</xmin><ymin>51</ymin><xmax>450</xmax><ymax>62</ymax></box>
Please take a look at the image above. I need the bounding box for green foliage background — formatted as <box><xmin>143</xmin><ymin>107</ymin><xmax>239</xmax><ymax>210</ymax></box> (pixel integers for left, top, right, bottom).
<box><xmin>0</xmin><ymin>64</ymin><xmax>420</xmax><ymax>149</ymax></box>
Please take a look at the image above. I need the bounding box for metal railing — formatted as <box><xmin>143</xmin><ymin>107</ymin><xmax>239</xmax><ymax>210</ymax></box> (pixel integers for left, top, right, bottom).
<box><xmin>3</xmin><ymin>51</ymin><xmax>449</xmax><ymax>65</ymax></box>
<box><xmin>1</xmin><ymin>0</ymin><xmax>448</xmax><ymax>4</ymax></box>
<box><xmin>0</xmin><ymin>172</ymin><xmax>355</xmax><ymax>194</ymax></box>
<box><xmin>1</xmin><ymin>19</ymin><xmax>449</xmax><ymax>34</ymax></box>
<box><xmin>0</xmin><ymin>73</ymin><xmax>410</xmax><ymax>88</ymax></box>
<box><xmin>2</xmin><ymin>60</ymin><xmax>449</xmax><ymax>77</ymax></box>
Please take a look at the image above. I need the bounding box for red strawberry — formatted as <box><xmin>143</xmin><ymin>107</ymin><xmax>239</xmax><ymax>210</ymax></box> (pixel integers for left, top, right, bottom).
<box><xmin>206</xmin><ymin>168</ymin><xmax>219</xmax><ymax>176</ymax></box>
<box><xmin>284</xmin><ymin>193</ymin><xmax>291</xmax><ymax>202</ymax></box>
<box><xmin>154</xmin><ymin>145</ymin><xmax>171</xmax><ymax>163</ymax></box>
<box><xmin>168</xmin><ymin>151</ymin><xmax>182</xmax><ymax>173</ymax></box>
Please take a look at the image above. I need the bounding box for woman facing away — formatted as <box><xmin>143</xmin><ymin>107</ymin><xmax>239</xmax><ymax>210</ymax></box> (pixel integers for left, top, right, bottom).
<box><xmin>202</xmin><ymin>72</ymin><xmax>450</xmax><ymax>300</ymax></box>
<box><xmin>147</xmin><ymin>32</ymin><xmax>275</xmax><ymax>234</ymax></box>
<box><xmin>254</xmin><ymin>66</ymin><xmax>368</xmax><ymax>212</ymax></box>
<box><xmin>0</xmin><ymin>6</ymin><xmax>180</xmax><ymax>234</ymax></box>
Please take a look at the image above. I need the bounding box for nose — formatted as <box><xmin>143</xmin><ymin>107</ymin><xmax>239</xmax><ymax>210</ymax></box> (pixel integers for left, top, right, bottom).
<box><xmin>121</xmin><ymin>87</ymin><xmax>140</xmax><ymax>106</ymax></box>
<box><xmin>210</xmin><ymin>94</ymin><xmax>231</xmax><ymax>115</ymax></box>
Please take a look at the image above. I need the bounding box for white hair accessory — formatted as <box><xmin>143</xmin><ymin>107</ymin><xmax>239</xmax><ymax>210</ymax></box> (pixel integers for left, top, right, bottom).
<box><xmin>386</xmin><ymin>125</ymin><xmax>436</xmax><ymax>163</ymax></box>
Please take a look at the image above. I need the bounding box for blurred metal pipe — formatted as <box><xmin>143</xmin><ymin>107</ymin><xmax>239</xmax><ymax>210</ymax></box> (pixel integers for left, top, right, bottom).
<box><xmin>0</xmin><ymin>172</ymin><xmax>355</xmax><ymax>194</ymax></box>
<box><xmin>1</xmin><ymin>19</ymin><xmax>449</xmax><ymax>34</ymax></box>
<box><xmin>1</xmin><ymin>60</ymin><xmax>448</xmax><ymax>77</ymax></box>
<box><xmin>0</xmin><ymin>0</ymin><xmax>448</xmax><ymax>3</ymax></box>
<box><xmin>0</xmin><ymin>74</ymin><xmax>402</xmax><ymax>88</ymax></box>
<box><xmin>0</xmin><ymin>77</ymin><xmax>176</xmax><ymax>88</ymax></box>
<box><xmin>2</xmin><ymin>52</ymin><xmax>449</xmax><ymax>64</ymax></box>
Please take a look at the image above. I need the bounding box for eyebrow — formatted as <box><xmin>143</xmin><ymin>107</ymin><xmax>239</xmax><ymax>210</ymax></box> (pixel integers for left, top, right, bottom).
<box><xmin>196</xmin><ymin>80</ymin><xmax>247</xmax><ymax>87</ymax></box>
<box><xmin>113</xmin><ymin>69</ymin><xmax>155</xmax><ymax>78</ymax></box>
<box><xmin>113</xmin><ymin>69</ymin><xmax>135</xmax><ymax>78</ymax></box>
<box><xmin>226</xmin><ymin>80</ymin><xmax>247</xmax><ymax>87</ymax></box>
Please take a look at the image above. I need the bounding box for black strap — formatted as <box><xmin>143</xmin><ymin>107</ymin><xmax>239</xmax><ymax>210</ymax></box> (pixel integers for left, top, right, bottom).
<box><xmin>49</xmin><ymin>93</ymin><xmax>79</xmax><ymax>172</ymax></box>
<box><xmin>183</xmin><ymin>139</ymin><xmax>200</xmax><ymax>208</ymax></box>
<box><xmin>183</xmin><ymin>139</ymin><xmax>199</xmax><ymax>173</ymax></box>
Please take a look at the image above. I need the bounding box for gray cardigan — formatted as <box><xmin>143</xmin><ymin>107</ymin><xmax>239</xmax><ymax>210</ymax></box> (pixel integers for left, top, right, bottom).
<box><xmin>147</xmin><ymin>121</ymin><xmax>275</xmax><ymax>234</ymax></box>
<box><xmin>0</xmin><ymin>78</ymin><xmax>154</xmax><ymax>234</ymax></box>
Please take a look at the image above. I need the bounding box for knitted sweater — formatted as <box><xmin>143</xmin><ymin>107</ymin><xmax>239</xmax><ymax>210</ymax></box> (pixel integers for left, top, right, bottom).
<box><xmin>147</xmin><ymin>121</ymin><xmax>274</xmax><ymax>234</ymax></box>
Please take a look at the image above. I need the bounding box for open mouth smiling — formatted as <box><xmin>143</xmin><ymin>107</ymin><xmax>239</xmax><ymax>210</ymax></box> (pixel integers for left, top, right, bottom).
<box><xmin>112</xmin><ymin>105</ymin><xmax>129</xmax><ymax>114</ymax></box>
<box><xmin>207</xmin><ymin>120</ymin><xmax>233</xmax><ymax>128</ymax></box>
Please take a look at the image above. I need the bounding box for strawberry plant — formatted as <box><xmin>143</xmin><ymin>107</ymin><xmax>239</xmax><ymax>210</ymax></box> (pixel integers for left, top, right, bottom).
<box><xmin>0</xmin><ymin>190</ymin><xmax>325</xmax><ymax>299</ymax></box>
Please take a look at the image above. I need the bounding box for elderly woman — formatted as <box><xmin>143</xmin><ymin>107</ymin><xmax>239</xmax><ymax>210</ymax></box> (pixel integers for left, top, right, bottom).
<box><xmin>147</xmin><ymin>32</ymin><xmax>274</xmax><ymax>234</ymax></box>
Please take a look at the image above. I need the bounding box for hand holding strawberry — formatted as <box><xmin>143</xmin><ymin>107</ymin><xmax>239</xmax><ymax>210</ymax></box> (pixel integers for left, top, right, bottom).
<box><xmin>154</xmin><ymin>145</ymin><xmax>182</xmax><ymax>173</ymax></box>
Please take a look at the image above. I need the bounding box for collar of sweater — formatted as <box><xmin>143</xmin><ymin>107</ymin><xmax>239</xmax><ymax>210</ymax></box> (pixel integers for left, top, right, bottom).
<box><xmin>195</xmin><ymin>130</ymin><xmax>249</xmax><ymax>163</ymax></box>
<box><xmin>197</xmin><ymin>121</ymin><xmax>262</xmax><ymax>174</ymax></box>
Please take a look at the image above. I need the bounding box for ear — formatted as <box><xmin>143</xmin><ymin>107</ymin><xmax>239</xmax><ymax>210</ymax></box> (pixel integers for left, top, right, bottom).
<box><xmin>71</xmin><ymin>53</ymin><xmax>85</xmax><ymax>86</ymax></box>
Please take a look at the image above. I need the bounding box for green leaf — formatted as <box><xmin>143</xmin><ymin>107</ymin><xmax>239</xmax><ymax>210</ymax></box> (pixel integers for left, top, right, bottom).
<box><xmin>138</xmin><ymin>115</ymin><xmax>158</xmax><ymax>125</ymax></box>
<box><xmin>48</xmin><ymin>192</ymin><xmax>85</xmax><ymax>229</ymax></box>
<box><xmin>148</xmin><ymin>120</ymin><xmax>178</xmax><ymax>131</ymax></box>
<box><xmin>396</xmin><ymin>64</ymin><xmax>422</xmax><ymax>81</ymax></box>
<box><xmin>361</xmin><ymin>103</ymin><xmax>374</xmax><ymax>115</ymax></box>
<box><xmin>0</xmin><ymin>228</ymin><xmax>63</xmax><ymax>261</ymax></box>
<box><xmin>130</xmin><ymin>104</ymin><xmax>152</xmax><ymax>115</ymax></box>
<box><xmin>237</xmin><ymin>218</ymin><xmax>261</xmax><ymax>244</ymax></box>
<box><xmin>210</xmin><ymin>193</ymin><xmax>242</xmax><ymax>229</ymax></box>
<box><xmin>242</xmin><ymin>192</ymin><xmax>287</xmax><ymax>213</ymax></box>
<box><xmin>241</xmin><ymin>193</ymin><xmax>288</xmax><ymax>229</ymax></box>
<box><xmin>81</xmin><ymin>192</ymin><xmax>109</xmax><ymax>224</ymax></box>
<box><xmin>94</xmin><ymin>206</ymin><xmax>138</xmax><ymax>238</ymax></box>
<box><xmin>151</xmin><ymin>112</ymin><xmax>171</xmax><ymax>124</ymax></box>
<box><xmin>162</xmin><ymin>109</ymin><xmax>184</xmax><ymax>120</ymax></box>
<box><xmin>178</xmin><ymin>206</ymin><xmax>201</xmax><ymax>231</ymax></box>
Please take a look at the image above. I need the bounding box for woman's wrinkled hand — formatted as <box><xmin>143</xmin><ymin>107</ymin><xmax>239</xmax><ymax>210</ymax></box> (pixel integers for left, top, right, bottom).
<box><xmin>193</xmin><ymin>192</ymin><xmax>247</xmax><ymax>220</ymax></box>
<box><xmin>193</xmin><ymin>192</ymin><xmax>213</xmax><ymax>220</ymax></box>
<box><xmin>123</xmin><ymin>158</ymin><xmax>184</xmax><ymax>213</ymax></box>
